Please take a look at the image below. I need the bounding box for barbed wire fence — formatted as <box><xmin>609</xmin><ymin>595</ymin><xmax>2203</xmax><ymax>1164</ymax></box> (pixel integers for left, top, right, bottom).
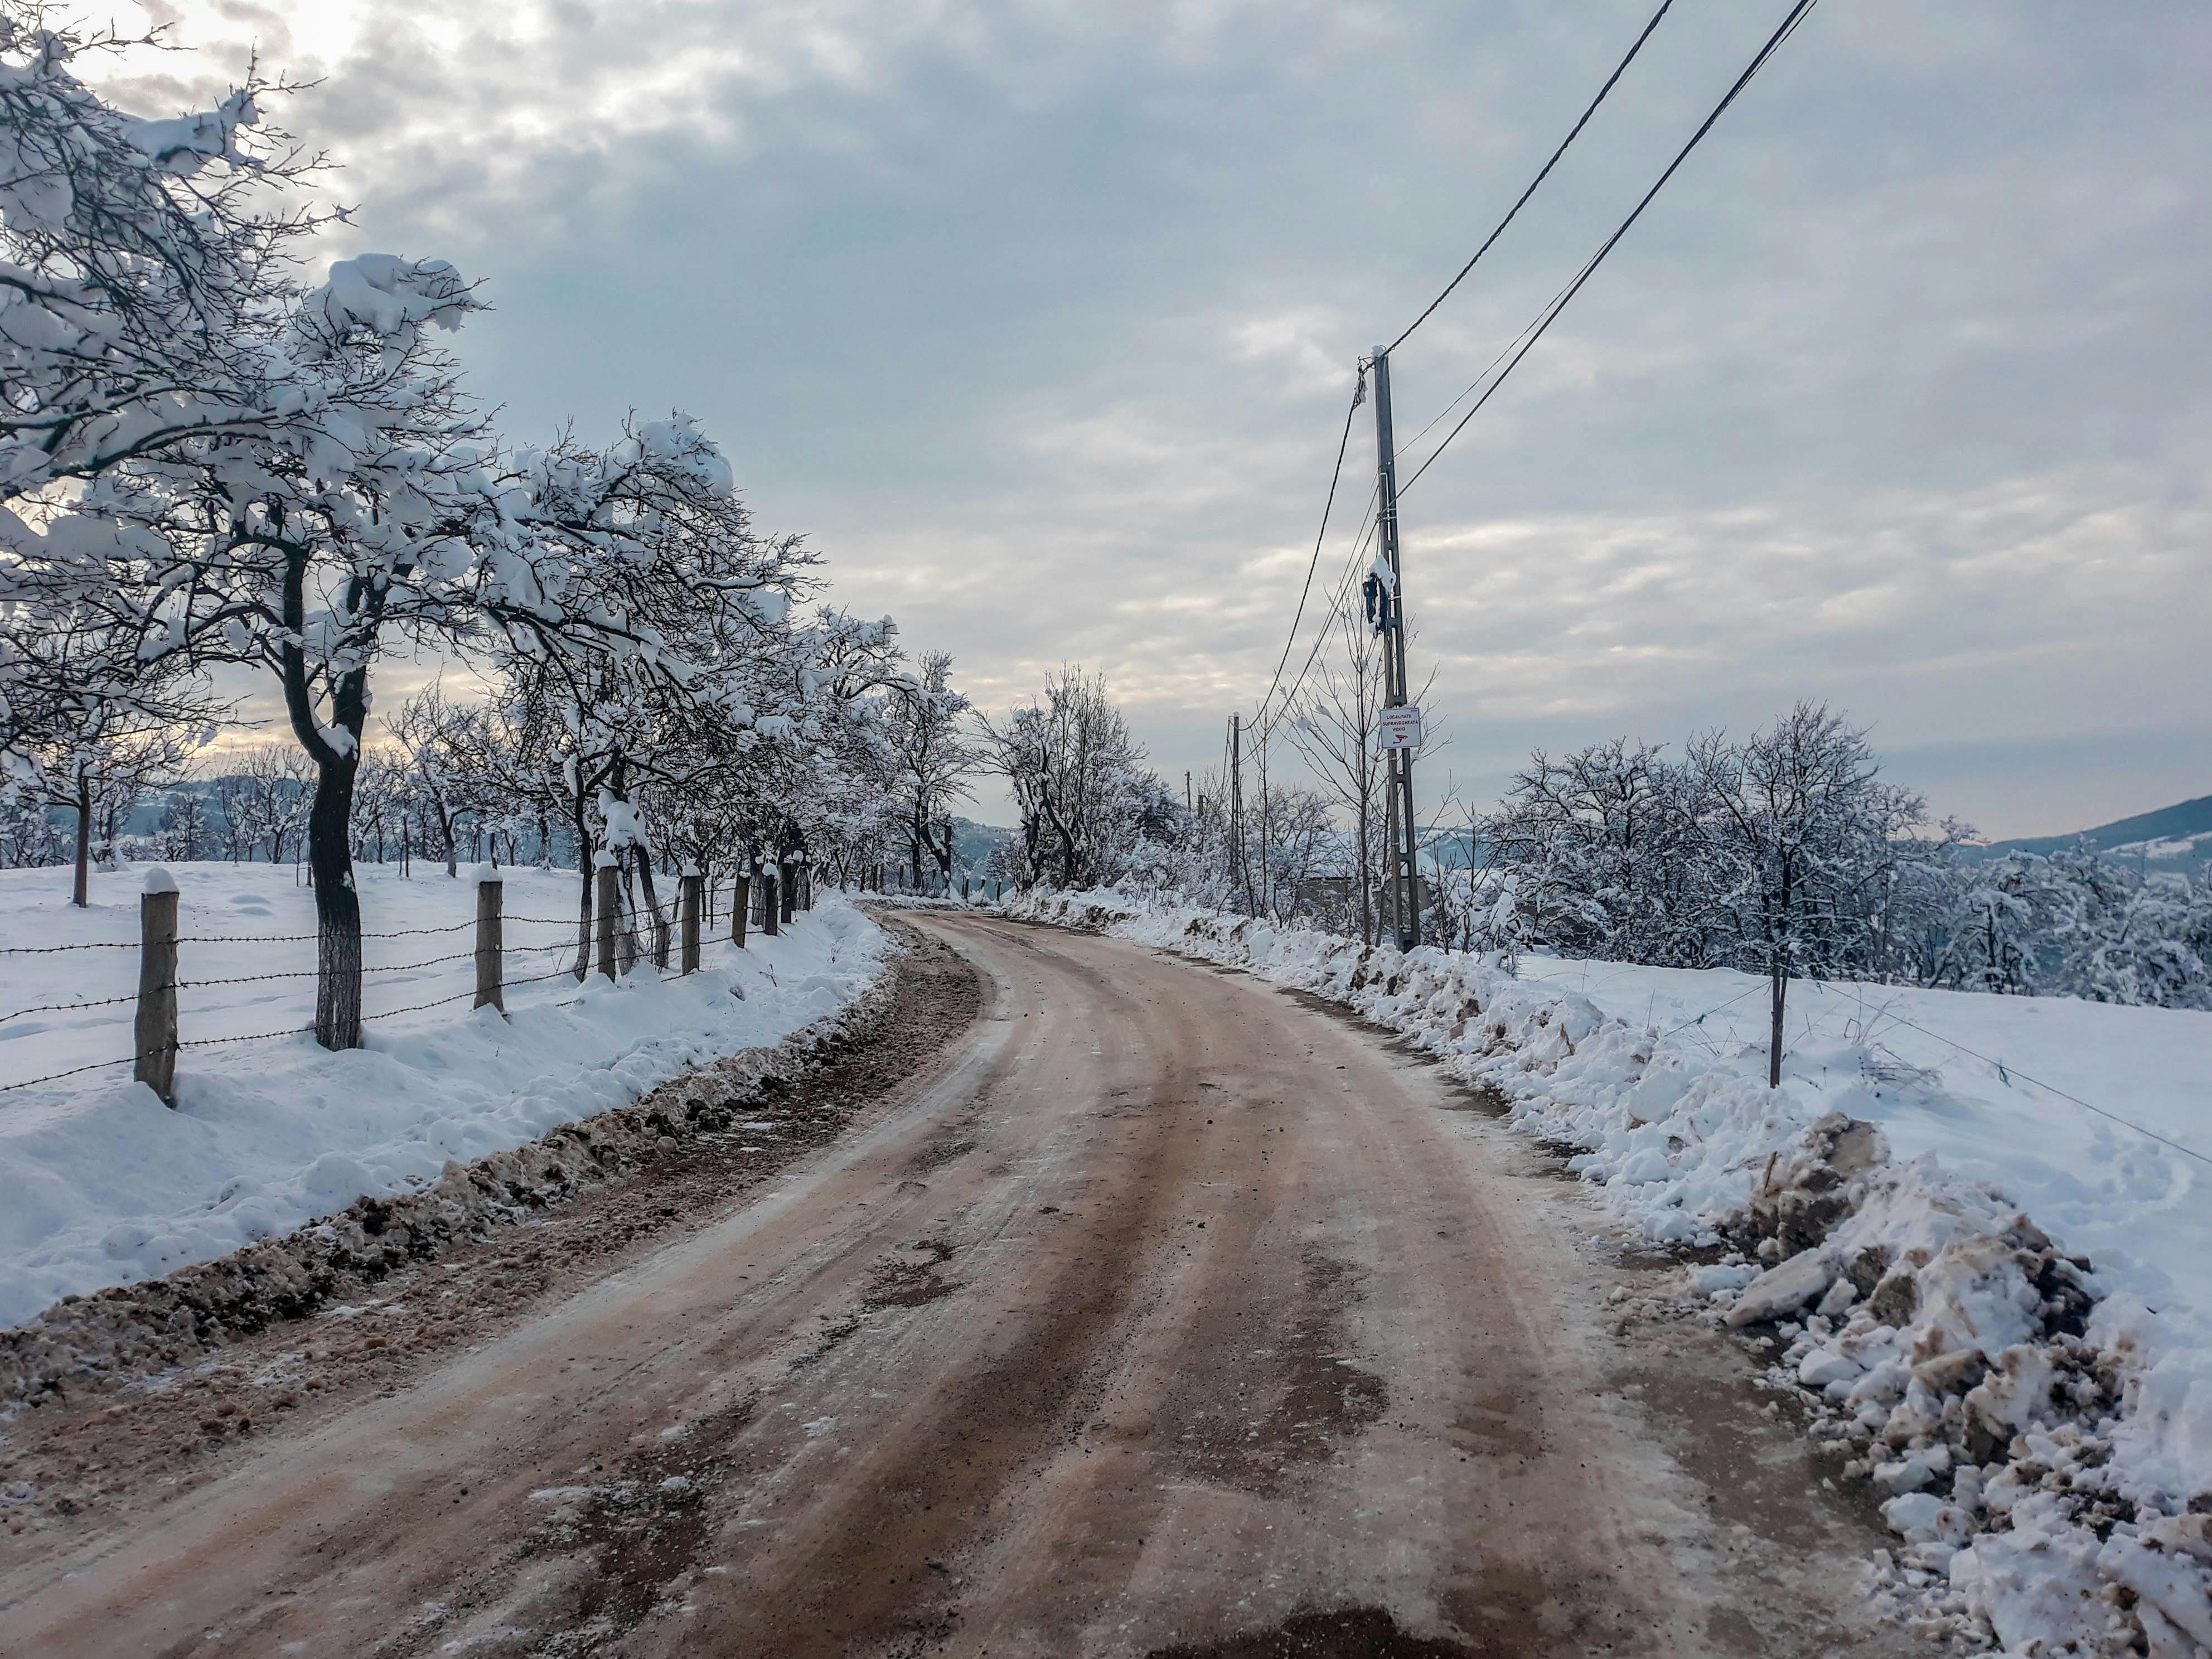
<box><xmin>0</xmin><ymin>867</ymin><xmax>812</xmax><ymax>1099</ymax></box>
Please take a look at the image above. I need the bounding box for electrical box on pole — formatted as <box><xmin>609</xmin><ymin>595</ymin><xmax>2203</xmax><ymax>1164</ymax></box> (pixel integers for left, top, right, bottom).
<box><xmin>1369</xmin><ymin>348</ymin><xmax>1421</xmax><ymax>950</ymax></box>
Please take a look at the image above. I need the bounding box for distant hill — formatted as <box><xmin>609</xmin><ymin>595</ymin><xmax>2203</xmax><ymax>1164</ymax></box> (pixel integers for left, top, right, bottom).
<box><xmin>1966</xmin><ymin>792</ymin><xmax>2212</xmax><ymax>871</ymax></box>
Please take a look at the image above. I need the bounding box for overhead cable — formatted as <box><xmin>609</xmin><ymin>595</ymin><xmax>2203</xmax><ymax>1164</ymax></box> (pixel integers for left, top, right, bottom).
<box><xmin>1385</xmin><ymin>0</ymin><xmax>1678</xmax><ymax>357</ymax></box>
<box><xmin>1402</xmin><ymin>0</ymin><xmax>1819</xmax><ymax>496</ymax></box>
<box><xmin>1255</xmin><ymin>384</ymin><xmax>1364</xmax><ymax>729</ymax></box>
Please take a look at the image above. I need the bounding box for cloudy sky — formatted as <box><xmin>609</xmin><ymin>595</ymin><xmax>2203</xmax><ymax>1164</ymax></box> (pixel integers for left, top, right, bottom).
<box><xmin>104</xmin><ymin>0</ymin><xmax>2211</xmax><ymax>836</ymax></box>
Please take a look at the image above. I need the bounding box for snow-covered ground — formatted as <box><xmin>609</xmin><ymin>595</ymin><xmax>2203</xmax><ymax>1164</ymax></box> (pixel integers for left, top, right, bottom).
<box><xmin>1509</xmin><ymin>956</ymin><xmax>2209</xmax><ymax>1333</ymax></box>
<box><xmin>1003</xmin><ymin>888</ymin><xmax>2212</xmax><ymax>1657</ymax></box>
<box><xmin>0</xmin><ymin>861</ymin><xmax>885</xmax><ymax>1328</ymax></box>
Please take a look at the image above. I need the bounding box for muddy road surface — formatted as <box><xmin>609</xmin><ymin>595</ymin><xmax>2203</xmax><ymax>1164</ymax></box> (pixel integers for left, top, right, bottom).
<box><xmin>1</xmin><ymin>915</ymin><xmax>1914</xmax><ymax>1658</ymax></box>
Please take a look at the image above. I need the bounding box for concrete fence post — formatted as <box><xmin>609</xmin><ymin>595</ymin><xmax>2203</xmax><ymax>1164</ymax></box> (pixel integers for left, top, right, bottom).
<box><xmin>134</xmin><ymin>868</ymin><xmax>180</xmax><ymax>1106</ymax></box>
<box><xmin>475</xmin><ymin>870</ymin><xmax>505</xmax><ymax>1013</ymax></box>
<box><xmin>681</xmin><ymin>868</ymin><xmax>703</xmax><ymax>975</ymax></box>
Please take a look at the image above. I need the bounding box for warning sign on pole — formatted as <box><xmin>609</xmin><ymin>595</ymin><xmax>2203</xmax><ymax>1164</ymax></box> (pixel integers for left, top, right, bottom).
<box><xmin>1377</xmin><ymin>705</ymin><xmax>1424</xmax><ymax>751</ymax></box>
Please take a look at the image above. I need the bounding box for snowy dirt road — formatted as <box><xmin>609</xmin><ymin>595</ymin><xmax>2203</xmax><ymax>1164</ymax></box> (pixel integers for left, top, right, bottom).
<box><xmin>1</xmin><ymin>916</ymin><xmax>1922</xmax><ymax>1657</ymax></box>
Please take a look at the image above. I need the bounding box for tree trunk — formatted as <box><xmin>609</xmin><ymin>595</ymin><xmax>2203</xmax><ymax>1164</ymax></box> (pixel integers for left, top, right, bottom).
<box><xmin>1356</xmin><ymin>804</ymin><xmax>1372</xmax><ymax>946</ymax></box>
<box><xmin>634</xmin><ymin>845</ymin><xmax>671</xmax><ymax>970</ymax></box>
<box><xmin>310</xmin><ymin>752</ymin><xmax>364</xmax><ymax>1051</ymax></box>
<box><xmin>71</xmin><ymin>771</ymin><xmax>90</xmax><ymax>907</ymax></box>
<box><xmin>572</xmin><ymin>805</ymin><xmax>596</xmax><ymax>980</ymax></box>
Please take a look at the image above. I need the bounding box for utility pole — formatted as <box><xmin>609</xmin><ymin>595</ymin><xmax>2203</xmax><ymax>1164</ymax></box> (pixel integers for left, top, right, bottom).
<box><xmin>1230</xmin><ymin>713</ymin><xmax>1251</xmax><ymax>915</ymax></box>
<box><xmin>1371</xmin><ymin>347</ymin><xmax>1421</xmax><ymax>950</ymax></box>
<box><xmin>1255</xmin><ymin>723</ymin><xmax>1271</xmax><ymax>920</ymax></box>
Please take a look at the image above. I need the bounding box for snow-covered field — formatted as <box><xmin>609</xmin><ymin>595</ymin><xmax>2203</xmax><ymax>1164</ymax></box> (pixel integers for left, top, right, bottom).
<box><xmin>1508</xmin><ymin>956</ymin><xmax>2210</xmax><ymax>1334</ymax></box>
<box><xmin>0</xmin><ymin>862</ymin><xmax>885</xmax><ymax>1329</ymax></box>
<box><xmin>1004</xmin><ymin>888</ymin><xmax>2212</xmax><ymax>1657</ymax></box>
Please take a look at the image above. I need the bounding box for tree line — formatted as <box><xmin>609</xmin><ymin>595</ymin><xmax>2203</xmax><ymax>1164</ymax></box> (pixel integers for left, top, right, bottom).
<box><xmin>0</xmin><ymin>10</ymin><xmax>986</xmax><ymax>1048</ymax></box>
<box><xmin>1446</xmin><ymin>705</ymin><xmax>2212</xmax><ymax>1027</ymax></box>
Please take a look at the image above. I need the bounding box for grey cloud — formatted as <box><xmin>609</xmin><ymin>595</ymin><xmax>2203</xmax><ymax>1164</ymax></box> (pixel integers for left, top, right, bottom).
<box><xmin>92</xmin><ymin>0</ymin><xmax>2212</xmax><ymax>835</ymax></box>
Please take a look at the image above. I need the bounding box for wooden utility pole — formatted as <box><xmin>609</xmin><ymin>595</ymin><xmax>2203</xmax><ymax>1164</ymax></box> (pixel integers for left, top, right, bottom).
<box><xmin>1371</xmin><ymin>347</ymin><xmax>1421</xmax><ymax>950</ymax></box>
<box><xmin>1255</xmin><ymin>723</ymin><xmax>1271</xmax><ymax>920</ymax></box>
<box><xmin>1230</xmin><ymin>714</ymin><xmax>1252</xmax><ymax>915</ymax></box>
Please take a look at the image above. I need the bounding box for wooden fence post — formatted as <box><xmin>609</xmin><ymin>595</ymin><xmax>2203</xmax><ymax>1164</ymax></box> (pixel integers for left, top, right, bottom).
<box><xmin>681</xmin><ymin>868</ymin><xmax>703</xmax><ymax>975</ymax></box>
<box><xmin>731</xmin><ymin>872</ymin><xmax>750</xmax><ymax>948</ymax></box>
<box><xmin>134</xmin><ymin>868</ymin><xmax>180</xmax><ymax>1106</ymax></box>
<box><xmin>761</xmin><ymin>865</ymin><xmax>779</xmax><ymax>936</ymax></box>
<box><xmin>475</xmin><ymin>870</ymin><xmax>505</xmax><ymax>1013</ymax></box>
<box><xmin>596</xmin><ymin>859</ymin><xmax>620</xmax><ymax>979</ymax></box>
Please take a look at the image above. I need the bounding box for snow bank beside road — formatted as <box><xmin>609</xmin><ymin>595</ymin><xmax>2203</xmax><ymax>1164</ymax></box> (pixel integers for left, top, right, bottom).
<box><xmin>1005</xmin><ymin>888</ymin><xmax>2212</xmax><ymax>1656</ymax></box>
<box><xmin>1508</xmin><ymin>956</ymin><xmax>2209</xmax><ymax>1326</ymax></box>
<box><xmin>0</xmin><ymin>863</ymin><xmax>885</xmax><ymax>1328</ymax></box>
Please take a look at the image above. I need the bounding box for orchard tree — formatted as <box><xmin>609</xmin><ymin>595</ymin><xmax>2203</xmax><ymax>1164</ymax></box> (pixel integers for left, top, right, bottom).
<box><xmin>983</xmin><ymin>667</ymin><xmax>1169</xmax><ymax>891</ymax></box>
<box><xmin>0</xmin><ymin>7</ymin><xmax>331</xmax><ymax>497</ymax></box>
<box><xmin>883</xmin><ymin>651</ymin><xmax>979</xmax><ymax>889</ymax></box>
<box><xmin>0</xmin><ymin>573</ymin><xmax>221</xmax><ymax>900</ymax></box>
<box><xmin>1688</xmin><ymin>703</ymin><xmax>1931</xmax><ymax>1087</ymax></box>
<box><xmin>387</xmin><ymin>680</ymin><xmax>485</xmax><ymax>878</ymax></box>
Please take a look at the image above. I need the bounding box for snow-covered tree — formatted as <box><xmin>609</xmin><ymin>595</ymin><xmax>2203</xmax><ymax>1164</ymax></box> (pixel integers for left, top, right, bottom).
<box><xmin>1282</xmin><ymin>606</ymin><xmax>1391</xmax><ymax>943</ymax></box>
<box><xmin>226</xmin><ymin>743</ymin><xmax>312</xmax><ymax>863</ymax></box>
<box><xmin>386</xmin><ymin>680</ymin><xmax>486</xmax><ymax>879</ymax></box>
<box><xmin>883</xmin><ymin>651</ymin><xmax>979</xmax><ymax>890</ymax></box>
<box><xmin>1688</xmin><ymin>703</ymin><xmax>1934</xmax><ymax>1086</ymax></box>
<box><xmin>982</xmin><ymin>668</ymin><xmax>1171</xmax><ymax>891</ymax></box>
<box><xmin>0</xmin><ymin>8</ymin><xmax>330</xmax><ymax>497</ymax></box>
<box><xmin>1477</xmin><ymin>736</ymin><xmax>1715</xmax><ymax>968</ymax></box>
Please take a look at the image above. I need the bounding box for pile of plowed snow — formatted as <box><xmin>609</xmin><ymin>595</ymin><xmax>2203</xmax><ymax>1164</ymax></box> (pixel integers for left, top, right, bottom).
<box><xmin>1006</xmin><ymin>888</ymin><xmax>2212</xmax><ymax>1657</ymax></box>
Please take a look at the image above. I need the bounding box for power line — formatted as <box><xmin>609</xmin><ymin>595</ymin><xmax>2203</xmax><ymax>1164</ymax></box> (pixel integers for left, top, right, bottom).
<box><xmin>1260</xmin><ymin>501</ymin><xmax>1381</xmax><ymax>739</ymax></box>
<box><xmin>1385</xmin><ymin>0</ymin><xmax>1678</xmax><ymax>357</ymax></box>
<box><xmin>1255</xmin><ymin>385</ymin><xmax>1364</xmax><ymax>729</ymax></box>
<box><xmin>1397</xmin><ymin>283</ymin><xmax>1569</xmax><ymax>458</ymax></box>
<box><xmin>1251</xmin><ymin>3</ymin><xmax>1678</xmax><ymax>732</ymax></box>
<box><xmin>1402</xmin><ymin>0</ymin><xmax>1819</xmax><ymax>497</ymax></box>
<box><xmin>1258</xmin><ymin>472</ymin><xmax>1376</xmax><ymax>726</ymax></box>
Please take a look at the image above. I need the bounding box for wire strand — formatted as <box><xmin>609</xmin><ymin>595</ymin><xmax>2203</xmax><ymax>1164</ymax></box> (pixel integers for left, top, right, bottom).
<box><xmin>1401</xmin><ymin>0</ymin><xmax>1819</xmax><ymax>497</ymax></box>
<box><xmin>1255</xmin><ymin>386</ymin><xmax>1364</xmax><ymax>729</ymax></box>
<box><xmin>1385</xmin><ymin>0</ymin><xmax>1677</xmax><ymax>356</ymax></box>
